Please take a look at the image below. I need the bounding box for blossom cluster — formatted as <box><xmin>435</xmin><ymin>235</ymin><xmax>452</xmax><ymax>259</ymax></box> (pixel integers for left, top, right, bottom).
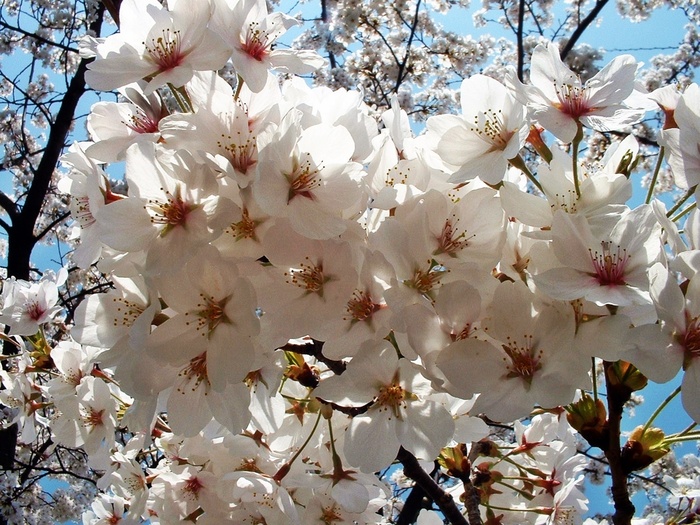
<box><xmin>1</xmin><ymin>0</ymin><xmax>700</xmax><ymax>523</ymax></box>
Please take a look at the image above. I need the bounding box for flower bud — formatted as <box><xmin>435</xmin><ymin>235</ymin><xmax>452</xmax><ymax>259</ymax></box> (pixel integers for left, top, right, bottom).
<box><xmin>621</xmin><ymin>426</ymin><xmax>670</xmax><ymax>472</ymax></box>
<box><xmin>566</xmin><ymin>393</ymin><xmax>608</xmax><ymax>449</ymax></box>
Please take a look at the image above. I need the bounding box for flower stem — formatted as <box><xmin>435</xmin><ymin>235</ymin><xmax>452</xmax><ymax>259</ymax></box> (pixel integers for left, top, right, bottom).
<box><xmin>644</xmin><ymin>147</ymin><xmax>665</xmax><ymax>204</ymax></box>
<box><xmin>509</xmin><ymin>155</ymin><xmax>543</xmax><ymax>193</ymax></box>
<box><xmin>273</xmin><ymin>410</ymin><xmax>322</xmax><ymax>483</ymax></box>
<box><xmin>234</xmin><ymin>74</ymin><xmax>244</xmax><ymax>100</ymax></box>
<box><xmin>640</xmin><ymin>384</ymin><xmax>681</xmax><ymax>438</ymax></box>
<box><xmin>603</xmin><ymin>360</ymin><xmax>636</xmax><ymax>525</ymax></box>
<box><xmin>671</xmin><ymin>202</ymin><xmax>697</xmax><ymax>223</ymax></box>
<box><xmin>572</xmin><ymin>123</ymin><xmax>583</xmax><ymax>199</ymax></box>
<box><xmin>666</xmin><ymin>186</ymin><xmax>696</xmax><ymax>217</ymax></box>
<box><xmin>592</xmin><ymin>358</ymin><xmax>599</xmax><ymax>402</ymax></box>
<box><xmin>167</xmin><ymin>83</ymin><xmax>190</xmax><ymax>112</ymax></box>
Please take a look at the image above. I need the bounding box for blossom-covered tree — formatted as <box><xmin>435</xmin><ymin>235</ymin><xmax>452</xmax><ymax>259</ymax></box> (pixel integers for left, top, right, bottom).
<box><xmin>1</xmin><ymin>0</ymin><xmax>700</xmax><ymax>524</ymax></box>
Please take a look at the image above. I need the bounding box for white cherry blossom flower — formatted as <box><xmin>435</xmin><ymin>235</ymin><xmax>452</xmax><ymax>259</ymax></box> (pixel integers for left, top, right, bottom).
<box><xmin>533</xmin><ymin>206</ymin><xmax>661</xmax><ymax>307</ymax></box>
<box><xmin>0</xmin><ymin>269</ymin><xmax>67</xmax><ymax>336</ymax></box>
<box><xmin>85</xmin><ymin>0</ymin><xmax>230</xmax><ymax>94</ymax></box>
<box><xmin>86</xmin><ymin>84</ymin><xmax>166</xmax><ymax>162</ymax></box>
<box><xmin>210</xmin><ymin>0</ymin><xmax>324</xmax><ymax>93</ymax></box>
<box><xmin>252</xmin><ymin>112</ymin><xmax>363</xmax><ymax>240</ymax></box>
<box><xmin>436</xmin><ymin>281</ymin><xmax>588</xmax><ymax>422</ymax></box>
<box><xmin>147</xmin><ymin>246</ymin><xmax>260</xmax><ymax>389</ymax></box>
<box><xmin>313</xmin><ymin>340</ymin><xmax>455</xmax><ymax>472</ymax></box>
<box><xmin>426</xmin><ymin>74</ymin><xmax>528</xmax><ymax>184</ymax></box>
<box><xmin>661</xmin><ymin>83</ymin><xmax>700</xmax><ymax>189</ymax></box>
<box><xmin>526</xmin><ymin>42</ymin><xmax>645</xmax><ymax>142</ymax></box>
<box><xmin>627</xmin><ymin>264</ymin><xmax>700</xmax><ymax>422</ymax></box>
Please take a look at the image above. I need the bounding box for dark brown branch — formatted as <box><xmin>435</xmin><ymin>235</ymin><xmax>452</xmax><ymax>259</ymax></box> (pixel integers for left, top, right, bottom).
<box><xmin>279</xmin><ymin>338</ymin><xmax>347</xmax><ymax>376</ymax></box>
<box><xmin>0</xmin><ymin>191</ymin><xmax>18</xmax><ymax>222</ymax></box>
<box><xmin>398</xmin><ymin>447</ymin><xmax>468</xmax><ymax>525</ymax></box>
<box><xmin>19</xmin><ymin>437</ymin><xmax>54</xmax><ymax>485</ymax></box>
<box><xmin>395</xmin><ymin>0</ymin><xmax>422</xmax><ymax>91</ymax></box>
<box><xmin>0</xmin><ymin>20</ymin><xmax>80</xmax><ymax>54</ymax></box>
<box><xmin>6</xmin><ymin>4</ymin><xmax>105</xmax><ymax>281</ymax></box>
<box><xmin>560</xmin><ymin>0</ymin><xmax>610</xmax><ymax>60</ymax></box>
<box><xmin>397</xmin><ymin>461</ymin><xmax>440</xmax><ymax>525</ymax></box>
<box><xmin>34</xmin><ymin>211</ymin><xmax>71</xmax><ymax>242</ymax></box>
<box><xmin>516</xmin><ymin>0</ymin><xmax>526</xmax><ymax>81</ymax></box>
<box><xmin>101</xmin><ymin>0</ymin><xmax>123</xmax><ymax>27</ymax></box>
<box><xmin>603</xmin><ymin>361</ymin><xmax>636</xmax><ymax>525</ymax></box>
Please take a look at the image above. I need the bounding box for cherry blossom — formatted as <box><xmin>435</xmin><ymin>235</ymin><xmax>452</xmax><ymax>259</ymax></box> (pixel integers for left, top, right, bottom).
<box><xmin>426</xmin><ymin>74</ymin><xmax>528</xmax><ymax>184</ymax></box>
<box><xmin>210</xmin><ymin>0</ymin><xmax>324</xmax><ymax>93</ymax></box>
<box><xmin>85</xmin><ymin>0</ymin><xmax>230</xmax><ymax>94</ymax></box>
<box><xmin>526</xmin><ymin>42</ymin><xmax>646</xmax><ymax>143</ymax></box>
<box><xmin>533</xmin><ymin>206</ymin><xmax>661</xmax><ymax>307</ymax></box>
<box><xmin>313</xmin><ymin>340</ymin><xmax>455</xmax><ymax>472</ymax></box>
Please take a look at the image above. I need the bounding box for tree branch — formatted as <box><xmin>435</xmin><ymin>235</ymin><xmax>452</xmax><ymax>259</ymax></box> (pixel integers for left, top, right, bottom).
<box><xmin>603</xmin><ymin>361</ymin><xmax>636</xmax><ymax>525</ymax></box>
<box><xmin>560</xmin><ymin>0</ymin><xmax>610</xmax><ymax>60</ymax></box>
<box><xmin>395</xmin><ymin>0</ymin><xmax>422</xmax><ymax>91</ymax></box>
<box><xmin>0</xmin><ymin>20</ymin><xmax>80</xmax><ymax>54</ymax></box>
<box><xmin>516</xmin><ymin>0</ymin><xmax>526</xmax><ymax>81</ymax></box>
<box><xmin>398</xmin><ymin>447</ymin><xmax>468</xmax><ymax>525</ymax></box>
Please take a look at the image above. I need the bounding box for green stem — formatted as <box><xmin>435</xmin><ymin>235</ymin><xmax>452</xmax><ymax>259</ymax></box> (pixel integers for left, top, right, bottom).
<box><xmin>675</xmin><ymin>422</ymin><xmax>698</xmax><ymax>438</ymax></box>
<box><xmin>234</xmin><ymin>74</ymin><xmax>244</xmax><ymax>100</ymax></box>
<box><xmin>662</xmin><ymin>435</ymin><xmax>700</xmax><ymax>445</ymax></box>
<box><xmin>592</xmin><ymin>358</ymin><xmax>599</xmax><ymax>403</ymax></box>
<box><xmin>666</xmin><ymin>186</ymin><xmax>696</xmax><ymax>217</ymax></box>
<box><xmin>572</xmin><ymin>123</ymin><xmax>583</xmax><ymax>199</ymax></box>
<box><xmin>167</xmin><ymin>83</ymin><xmax>189</xmax><ymax>112</ymax></box>
<box><xmin>640</xmin><ymin>385</ymin><xmax>681</xmax><ymax>438</ymax></box>
<box><xmin>508</xmin><ymin>155</ymin><xmax>543</xmax><ymax>193</ymax></box>
<box><xmin>671</xmin><ymin>202</ymin><xmax>697</xmax><ymax>223</ymax></box>
<box><xmin>273</xmin><ymin>411</ymin><xmax>322</xmax><ymax>482</ymax></box>
<box><xmin>644</xmin><ymin>147</ymin><xmax>665</xmax><ymax>204</ymax></box>
<box><xmin>327</xmin><ymin>417</ymin><xmax>343</xmax><ymax>473</ymax></box>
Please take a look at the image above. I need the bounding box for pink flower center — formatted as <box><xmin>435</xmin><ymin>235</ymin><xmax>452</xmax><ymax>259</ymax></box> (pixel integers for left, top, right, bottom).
<box><xmin>25</xmin><ymin>300</ymin><xmax>46</xmax><ymax>322</ymax></box>
<box><xmin>345</xmin><ymin>290</ymin><xmax>383</xmax><ymax>323</ymax></box>
<box><xmin>405</xmin><ymin>263</ymin><xmax>445</xmax><ymax>297</ymax></box>
<box><xmin>145</xmin><ymin>28</ymin><xmax>184</xmax><ymax>72</ymax></box>
<box><xmin>285</xmin><ymin>258</ymin><xmax>328</xmax><ymax>295</ymax></box>
<box><xmin>502</xmin><ymin>334</ymin><xmax>543</xmax><ymax>385</ymax></box>
<box><xmin>188</xmin><ymin>295</ymin><xmax>231</xmax><ymax>336</ymax></box>
<box><xmin>148</xmin><ymin>186</ymin><xmax>195</xmax><ymax>236</ymax></box>
<box><xmin>554</xmin><ymin>83</ymin><xmax>591</xmax><ymax>119</ymax></box>
<box><xmin>82</xmin><ymin>407</ymin><xmax>105</xmax><ymax>429</ymax></box>
<box><xmin>124</xmin><ymin>109</ymin><xmax>160</xmax><ymax>134</ymax></box>
<box><xmin>470</xmin><ymin>108</ymin><xmax>515</xmax><ymax>150</ymax></box>
<box><xmin>218</xmin><ymin>133</ymin><xmax>257</xmax><ymax>175</ymax></box>
<box><xmin>179</xmin><ymin>352</ymin><xmax>209</xmax><ymax>391</ymax></box>
<box><xmin>183</xmin><ymin>475</ymin><xmax>204</xmax><ymax>500</ymax></box>
<box><xmin>227</xmin><ymin>208</ymin><xmax>259</xmax><ymax>241</ymax></box>
<box><xmin>589</xmin><ymin>241</ymin><xmax>629</xmax><ymax>286</ymax></box>
<box><xmin>241</xmin><ymin>21</ymin><xmax>271</xmax><ymax>61</ymax></box>
<box><xmin>286</xmin><ymin>154</ymin><xmax>322</xmax><ymax>202</ymax></box>
<box><xmin>683</xmin><ymin>314</ymin><xmax>700</xmax><ymax>359</ymax></box>
<box><xmin>435</xmin><ymin>217</ymin><xmax>471</xmax><ymax>257</ymax></box>
<box><xmin>375</xmin><ymin>380</ymin><xmax>406</xmax><ymax>418</ymax></box>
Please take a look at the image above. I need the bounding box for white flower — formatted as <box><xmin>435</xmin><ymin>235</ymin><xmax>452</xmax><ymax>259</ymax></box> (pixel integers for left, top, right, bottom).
<box><xmin>436</xmin><ymin>281</ymin><xmax>588</xmax><ymax>422</ymax></box>
<box><xmin>210</xmin><ymin>0</ymin><xmax>325</xmax><ymax>93</ymax></box>
<box><xmin>533</xmin><ymin>206</ymin><xmax>661</xmax><ymax>307</ymax></box>
<box><xmin>526</xmin><ymin>42</ymin><xmax>645</xmax><ymax>142</ymax></box>
<box><xmin>313</xmin><ymin>340</ymin><xmax>455</xmax><ymax>472</ymax></box>
<box><xmin>85</xmin><ymin>0</ymin><xmax>230</xmax><ymax>94</ymax></box>
<box><xmin>426</xmin><ymin>74</ymin><xmax>528</xmax><ymax>184</ymax></box>
<box><xmin>661</xmin><ymin>83</ymin><xmax>700</xmax><ymax>189</ymax></box>
<box><xmin>0</xmin><ymin>269</ymin><xmax>66</xmax><ymax>336</ymax></box>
